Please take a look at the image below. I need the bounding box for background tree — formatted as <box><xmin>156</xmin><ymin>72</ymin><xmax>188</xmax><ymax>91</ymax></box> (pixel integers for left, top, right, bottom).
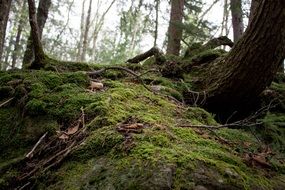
<box><xmin>23</xmin><ymin>0</ymin><xmax>51</xmax><ymax>67</ymax></box>
<box><xmin>230</xmin><ymin>0</ymin><xmax>244</xmax><ymax>42</ymax></box>
<box><xmin>11</xmin><ymin>1</ymin><xmax>27</xmax><ymax>69</ymax></box>
<box><xmin>27</xmin><ymin>0</ymin><xmax>46</xmax><ymax>69</ymax></box>
<box><xmin>0</xmin><ymin>0</ymin><xmax>12</xmax><ymax>62</ymax></box>
<box><xmin>166</xmin><ymin>0</ymin><xmax>185</xmax><ymax>56</ymax></box>
<box><xmin>80</xmin><ymin>0</ymin><xmax>92</xmax><ymax>62</ymax></box>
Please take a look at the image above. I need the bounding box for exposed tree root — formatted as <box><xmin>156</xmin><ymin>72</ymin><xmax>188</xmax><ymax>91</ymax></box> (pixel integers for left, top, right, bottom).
<box><xmin>126</xmin><ymin>47</ymin><xmax>166</xmax><ymax>64</ymax></box>
<box><xmin>87</xmin><ymin>66</ymin><xmax>154</xmax><ymax>93</ymax></box>
<box><xmin>178</xmin><ymin>101</ymin><xmax>277</xmax><ymax>130</ymax></box>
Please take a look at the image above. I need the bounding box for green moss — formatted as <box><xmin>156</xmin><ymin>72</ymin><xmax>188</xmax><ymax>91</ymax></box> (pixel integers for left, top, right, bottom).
<box><xmin>1</xmin><ymin>63</ymin><xmax>285</xmax><ymax>189</ymax></box>
<box><xmin>25</xmin><ymin>98</ymin><xmax>47</xmax><ymax>115</ymax></box>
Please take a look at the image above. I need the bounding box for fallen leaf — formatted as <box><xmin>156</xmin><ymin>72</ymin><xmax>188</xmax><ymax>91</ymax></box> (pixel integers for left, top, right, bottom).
<box><xmin>90</xmin><ymin>81</ymin><xmax>104</xmax><ymax>91</ymax></box>
<box><xmin>59</xmin><ymin>133</ymin><xmax>69</xmax><ymax>140</ymax></box>
<box><xmin>67</xmin><ymin>124</ymin><xmax>79</xmax><ymax>135</ymax></box>
<box><xmin>252</xmin><ymin>154</ymin><xmax>271</xmax><ymax>167</ymax></box>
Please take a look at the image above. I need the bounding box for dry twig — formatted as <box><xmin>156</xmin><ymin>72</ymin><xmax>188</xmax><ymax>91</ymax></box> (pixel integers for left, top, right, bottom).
<box><xmin>0</xmin><ymin>97</ymin><xmax>14</xmax><ymax>108</ymax></box>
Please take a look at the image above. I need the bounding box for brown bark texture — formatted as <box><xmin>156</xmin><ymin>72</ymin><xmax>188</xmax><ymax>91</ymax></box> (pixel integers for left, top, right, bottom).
<box><xmin>166</xmin><ymin>0</ymin><xmax>184</xmax><ymax>56</ymax></box>
<box><xmin>0</xmin><ymin>0</ymin><xmax>12</xmax><ymax>61</ymax></box>
<box><xmin>27</xmin><ymin>0</ymin><xmax>46</xmax><ymax>68</ymax></box>
<box><xmin>248</xmin><ymin>0</ymin><xmax>259</xmax><ymax>26</ymax></box>
<box><xmin>23</xmin><ymin>0</ymin><xmax>51</xmax><ymax>66</ymax></box>
<box><xmin>230</xmin><ymin>0</ymin><xmax>244</xmax><ymax>42</ymax></box>
<box><xmin>201</xmin><ymin>0</ymin><xmax>285</xmax><ymax>113</ymax></box>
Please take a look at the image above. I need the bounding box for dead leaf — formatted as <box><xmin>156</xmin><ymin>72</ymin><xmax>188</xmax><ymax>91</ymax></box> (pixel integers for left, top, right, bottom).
<box><xmin>243</xmin><ymin>142</ymin><xmax>252</xmax><ymax>148</ymax></box>
<box><xmin>252</xmin><ymin>154</ymin><xmax>271</xmax><ymax>167</ymax></box>
<box><xmin>89</xmin><ymin>81</ymin><xmax>104</xmax><ymax>91</ymax></box>
<box><xmin>67</xmin><ymin>124</ymin><xmax>79</xmax><ymax>135</ymax></box>
<box><xmin>59</xmin><ymin>133</ymin><xmax>69</xmax><ymax>140</ymax></box>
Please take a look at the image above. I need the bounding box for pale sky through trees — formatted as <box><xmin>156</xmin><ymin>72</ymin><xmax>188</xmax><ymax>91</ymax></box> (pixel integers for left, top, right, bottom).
<box><xmin>59</xmin><ymin>0</ymin><xmax>243</xmax><ymax>52</ymax></box>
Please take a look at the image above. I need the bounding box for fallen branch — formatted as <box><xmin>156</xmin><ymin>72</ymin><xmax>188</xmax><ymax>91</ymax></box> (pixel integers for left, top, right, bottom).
<box><xmin>26</xmin><ymin>132</ymin><xmax>48</xmax><ymax>159</ymax></box>
<box><xmin>87</xmin><ymin>66</ymin><xmax>139</xmax><ymax>77</ymax></box>
<box><xmin>0</xmin><ymin>97</ymin><xmax>14</xmax><ymax>108</ymax></box>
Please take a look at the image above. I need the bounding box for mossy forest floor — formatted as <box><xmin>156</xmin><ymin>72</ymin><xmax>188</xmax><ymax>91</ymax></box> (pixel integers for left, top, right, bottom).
<box><xmin>0</xmin><ymin>59</ymin><xmax>285</xmax><ymax>190</ymax></box>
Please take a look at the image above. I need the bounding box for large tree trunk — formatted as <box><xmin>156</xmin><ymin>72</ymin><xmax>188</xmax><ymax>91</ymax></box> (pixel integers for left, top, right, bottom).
<box><xmin>230</xmin><ymin>0</ymin><xmax>244</xmax><ymax>42</ymax></box>
<box><xmin>166</xmin><ymin>0</ymin><xmax>184</xmax><ymax>56</ymax></box>
<box><xmin>0</xmin><ymin>0</ymin><xmax>12</xmax><ymax>62</ymax></box>
<box><xmin>198</xmin><ymin>0</ymin><xmax>285</xmax><ymax>114</ymax></box>
<box><xmin>27</xmin><ymin>0</ymin><xmax>46</xmax><ymax>69</ymax></box>
<box><xmin>23</xmin><ymin>0</ymin><xmax>51</xmax><ymax>67</ymax></box>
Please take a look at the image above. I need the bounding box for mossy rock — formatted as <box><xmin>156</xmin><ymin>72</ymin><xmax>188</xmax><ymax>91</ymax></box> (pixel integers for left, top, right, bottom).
<box><xmin>1</xmin><ymin>65</ymin><xmax>285</xmax><ymax>189</ymax></box>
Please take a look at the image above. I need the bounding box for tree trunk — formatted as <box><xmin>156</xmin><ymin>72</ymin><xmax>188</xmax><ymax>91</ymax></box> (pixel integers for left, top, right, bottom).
<box><xmin>27</xmin><ymin>0</ymin><xmax>46</xmax><ymax>69</ymax></box>
<box><xmin>248</xmin><ymin>0</ymin><xmax>258</xmax><ymax>26</ymax></box>
<box><xmin>23</xmin><ymin>0</ymin><xmax>51</xmax><ymax>67</ymax></box>
<box><xmin>199</xmin><ymin>0</ymin><xmax>285</xmax><ymax>114</ymax></box>
<box><xmin>80</xmin><ymin>0</ymin><xmax>92</xmax><ymax>62</ymax></box>
<box><xmin>0</xmin><ymin>0</ymin><xmax>12</xmax><ymax>62</ymax></box>
<box><xmin>91</xmin><ymin>0</ymin><xmax>115</xmax><ymax>61</ymax></box>
<box><xmin>2</xmin><ymin>33</ymin><xmax>13</xmax><ymax>70</ymax></box>
<box><xmin>11</xmin><ymin>1</ymin><xmax>27</xmax><ymax>69</ymax></box>
<box><xmin>154</xmin><ymin>0</ymin><xmax>159</xmax><ymax>47</ymax></box>
<box><xmin>77</xmin><ymin>0</ymin><xmax>86</xmax><ymax>61</ymax></box>
<box><xmin>166</xmin><ymin>0</ymin><xmax>184</xmax><ymax>56</ymax></box>
<box><xmin>230</xmin><ymin>0</ymin><xmax>244</xmax><ymax>42</ymax></box>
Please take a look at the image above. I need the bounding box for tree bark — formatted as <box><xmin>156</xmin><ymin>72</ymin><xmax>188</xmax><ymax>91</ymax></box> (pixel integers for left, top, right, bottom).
<box><xmin>230</xmin><ymin>0</ymin><xmax>244</xmax><ymax>42</ymax></box>
<box><xmin>27</xmin><ymin>0</ymin><xmax>46</xmax><ymax>69</ymax></box>
<box><xmin>11</xmin><ymin>1</ymin><xmax>27</xmax><ymax>69</ymax></box>
<box><xmin>248</xmin><ymin>0</ymin><xmax>258</xmax><ymax>26</ymax></box>
<box><xmin>166</xmin><ymin>0</ymin><xmax>185</xmax><ymax>56</ymax></box>
<box><xmin>0</xmin><ymin>0</ymin><xmax>12</xmax><ymax>62</ymax></box>
<box><xmin>154</xmin><ymin>0</ymin><xmax>159</xmax><ymax>47</ymax></box>
<box><xmin>23</xmin><ymin>0</ymin><xmax>51</xmax><ymax>67</ymax></box>
<box><xmin>80</xmin><ymin>0</ymin><xmax>92</xmax><ymax>62</ymax></box>
<box><xmin>198</xmin><ymin>0</ymin><xmax>285</xmax><ymax>113</ymax></box>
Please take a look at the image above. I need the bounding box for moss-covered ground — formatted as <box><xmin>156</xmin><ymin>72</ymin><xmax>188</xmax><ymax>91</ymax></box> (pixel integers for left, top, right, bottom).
<box><xmin>0</xmin><ymin>60</ymin><xmax>284</xmax><ymax>190</ymax></box>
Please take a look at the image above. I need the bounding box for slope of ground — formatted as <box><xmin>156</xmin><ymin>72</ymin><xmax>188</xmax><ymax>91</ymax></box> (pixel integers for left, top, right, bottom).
<box><xmin>0</xmin><ymin>60</ymin><xmax>284</xmax><ymax>190</ymax></box>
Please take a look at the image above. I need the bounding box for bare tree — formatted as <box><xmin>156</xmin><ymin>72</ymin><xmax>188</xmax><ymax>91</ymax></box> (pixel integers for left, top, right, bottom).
<box><xmin>91</xmin><ymin>0</ymin><xmax>116</xmax><ymax>61</ymax></box>
<box><xmin>220</xmin><ymin>0</ymin><xmax>230</xmax><ymax>37</ymax></box>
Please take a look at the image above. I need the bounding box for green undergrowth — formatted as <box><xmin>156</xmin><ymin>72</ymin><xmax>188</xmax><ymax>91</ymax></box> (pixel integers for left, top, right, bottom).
<box><xmin>0</xmin><ymin>66</ymin><xmax>285</xmax><ymax>189</ymax></box>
